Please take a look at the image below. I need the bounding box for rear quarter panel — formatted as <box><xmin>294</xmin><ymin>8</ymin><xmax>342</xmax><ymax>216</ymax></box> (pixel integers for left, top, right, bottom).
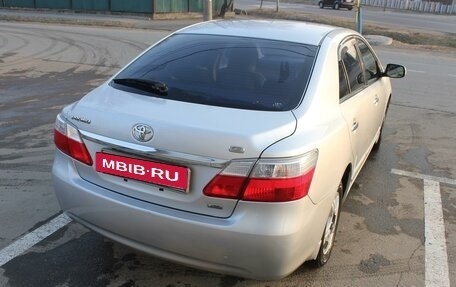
<box><xmin>262</xmin><ymin>29</ymin><xmax>354</xmax><ymax>204</ymax></box>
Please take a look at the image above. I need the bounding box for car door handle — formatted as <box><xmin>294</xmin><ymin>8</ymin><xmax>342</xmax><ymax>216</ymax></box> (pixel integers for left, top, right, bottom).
<box><xmin>352</xmin><ymin>121</ymin><xmax>359</xmax><ymax>132</ymax></box>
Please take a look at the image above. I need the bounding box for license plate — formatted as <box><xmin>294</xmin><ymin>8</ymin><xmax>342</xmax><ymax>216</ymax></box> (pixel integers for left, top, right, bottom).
<box><xmin>95</xmin><ymin>152</ymin><xmax>190</xmax><ymax>191</ymax></box>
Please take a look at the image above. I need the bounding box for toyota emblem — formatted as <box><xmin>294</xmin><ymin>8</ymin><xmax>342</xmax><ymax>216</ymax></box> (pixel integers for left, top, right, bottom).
<box><xmin>132</xmin><ymin>124</ymin><xmax>153</xmax><ymax>142</ymax></box>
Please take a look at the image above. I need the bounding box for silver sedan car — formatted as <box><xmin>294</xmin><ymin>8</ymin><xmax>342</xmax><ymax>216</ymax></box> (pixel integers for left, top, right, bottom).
<box><xmin>52</xmin><ymin>20</ymin><xmax>405</xmax><ymax>279</ymax></box>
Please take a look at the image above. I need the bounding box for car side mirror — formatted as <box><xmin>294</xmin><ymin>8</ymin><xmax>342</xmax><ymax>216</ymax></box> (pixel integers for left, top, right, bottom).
<box><xmin>383</xmin><ymin>64</ymin><xmax>406</xmax><ymax>78</ymax></box>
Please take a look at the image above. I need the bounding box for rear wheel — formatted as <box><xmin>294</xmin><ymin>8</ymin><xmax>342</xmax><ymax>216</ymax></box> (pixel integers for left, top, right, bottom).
<box><xmin>312</xmin><ymin>182</ymin><xmax>342</xmax><ymax>267</ymax></box>
<box><xmin>333</xmin><ymin>2</ymin><xmax>340</xmax><ymax>9</ymax></box>
<box><xmin>319</xmin><ymin>1</ymin><xmax>325</xmax><ymax>8</ymax></box>
<box><xmin>372</xmin><ymin>122</ymin><xmax>383</xmax><ymax>152</ymax></box>
<box><xmin>372</xmin><ymin>99</ymin><xmax>390</xmax><ymax>152</ymax></box>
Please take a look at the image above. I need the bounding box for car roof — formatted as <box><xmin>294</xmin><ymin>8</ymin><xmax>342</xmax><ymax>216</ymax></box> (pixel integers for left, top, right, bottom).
<box><xmin>177</xmin><ymin>20</ymin><xmax>344</xmax><ymax>46</ymax></box>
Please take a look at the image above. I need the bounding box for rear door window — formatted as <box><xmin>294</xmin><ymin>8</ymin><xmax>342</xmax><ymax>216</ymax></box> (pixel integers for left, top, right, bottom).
<box><xmin>112</xmin><ymin>34</ymin><xmax>318</xmax><ymax>111</ymax></box>
<box><xmin>357</xmin><ymin>39</ymin><xmax>381</xmax><ymax>84</ymax></box>
<box><xmin>339</xmin><ymin>39</ymin><xmax>365</xmax><ymax>96</ymax></box>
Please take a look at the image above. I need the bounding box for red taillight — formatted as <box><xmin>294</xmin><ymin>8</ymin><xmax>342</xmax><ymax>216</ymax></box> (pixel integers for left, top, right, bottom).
<box><xmin>54</xmin><ymin>114</ymin><xmax>93</xmax><ymax>166</ymax></box>
<box><xmin>54</xmin><ymin>128</ymin><xmax>70</xmax><ymax>155</ymax></box>
<box><xmin>202</xmin><ymin>175</ymin><xmax>248</xmax><ymax>199</ymax></box>
<box><xmin>242</xmin><ymin>168</ymin><xmax>315</xmax><ymax>202</ymax></box>
<box><xmin>203</xmin><ymin>151</ymin><xmax>318</xmax><ymax>202</ymax></box>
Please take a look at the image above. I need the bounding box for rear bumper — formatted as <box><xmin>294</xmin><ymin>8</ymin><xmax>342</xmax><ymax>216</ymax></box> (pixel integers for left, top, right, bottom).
<box><xmin>52</xmin><ymin>152</ymin><xmax>329</xmax><ymax>279</ymax></box>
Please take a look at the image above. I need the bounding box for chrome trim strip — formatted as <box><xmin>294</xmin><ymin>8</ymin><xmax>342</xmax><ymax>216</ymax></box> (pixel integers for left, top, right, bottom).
<box><xmin>79</xmin><ymin>130</ymin><xmax>229</xmax><ymax>168</ymax></box>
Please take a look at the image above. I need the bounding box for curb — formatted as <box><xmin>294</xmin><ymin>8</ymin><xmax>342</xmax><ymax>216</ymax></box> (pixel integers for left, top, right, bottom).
<box><xmin>364</xmin><ymin>35</ymin><xmax>393</xmax><ymax>46</ymax></box>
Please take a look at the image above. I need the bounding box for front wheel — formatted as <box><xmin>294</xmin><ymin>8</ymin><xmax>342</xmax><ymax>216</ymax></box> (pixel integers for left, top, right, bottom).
<box><xmin>333</xmin><ymin>2</ymin><xmax>340</xmax><ymax>9</ymax></box>
<box><xmin>312</xmin><ymin>182</ymin><xmax>342</xmax><ymax>267</ymax></box>
<box><xmin>319</xmin><ymin>1</ymin><xmax>325</xmax><ymax>8</ymax></box>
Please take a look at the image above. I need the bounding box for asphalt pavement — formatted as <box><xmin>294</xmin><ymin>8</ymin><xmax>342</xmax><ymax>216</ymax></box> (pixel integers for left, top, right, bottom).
<box><xmin>0</xmin><ymin>8</ymin><xmax>200</xmax><ymax>31</ymax></box>
<box><xmin>235</xmin><ymin>0</ymin><xmax>456</xmax><ymax>34</ymax></box>
<box><xmin>0</xmin><ymin>7</ymin><xmax>395</xmax><ymax>46</ymax></box>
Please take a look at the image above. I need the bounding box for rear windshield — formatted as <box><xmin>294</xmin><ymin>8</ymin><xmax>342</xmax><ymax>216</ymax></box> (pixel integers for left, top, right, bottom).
<box><xmin>112</xmin><ymin>34</ymin><xmax>318</xmax><ymax>111</ymax></box>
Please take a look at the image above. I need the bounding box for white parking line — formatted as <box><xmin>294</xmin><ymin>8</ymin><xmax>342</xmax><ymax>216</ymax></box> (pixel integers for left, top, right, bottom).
<box><xmin>423</xmin><ymin>180</ymin><xmax>450</xmax><ymax>287</ymax></box>
<box><xmin>0</xmin><ymin>213</ymin><xmax>72</xmax><ymax>267</ymax></box>
<box><xmin>408</xmin><ymin>69</ymin><xmax>426</xmax><ymax>74</ymax></box>
<box><xmin>407</xmin><ymin>70</ymin><xmax>455</xmax><ymax>78</ymax></box>
<box><xmin>391</xmin><ymin>169</ymin><xmax>456</xmax><ymax>185</ymax></box>
<box><xmin>391</xmin><ymin>169</ymin><xmax>452</xmax><ymax>287</ymax></box>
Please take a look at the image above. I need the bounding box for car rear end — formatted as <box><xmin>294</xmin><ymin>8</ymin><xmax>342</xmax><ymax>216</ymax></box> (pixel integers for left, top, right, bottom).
<box><xmin>52</xmin><ymin>20</ymin><xmax>330</xmax><ymax>279</ymax></box>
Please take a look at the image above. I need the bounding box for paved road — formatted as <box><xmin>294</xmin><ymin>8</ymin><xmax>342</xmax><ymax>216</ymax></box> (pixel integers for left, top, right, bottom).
<box><xmin>0</xmin><ymin>22</ymin><xmax>455</xmax><ymax>287</ymax></box>
<box><xmin>235</xmin><ymin>0</ymin><xmax>456</xmax><ymax>33</ymax></box>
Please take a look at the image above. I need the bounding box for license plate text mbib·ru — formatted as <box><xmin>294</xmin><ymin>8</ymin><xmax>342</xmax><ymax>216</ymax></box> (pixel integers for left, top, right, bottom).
<box><xmin>95</xmin><ymin>152</ymin><xmax>190</xmax><ymax>191</ymax></box>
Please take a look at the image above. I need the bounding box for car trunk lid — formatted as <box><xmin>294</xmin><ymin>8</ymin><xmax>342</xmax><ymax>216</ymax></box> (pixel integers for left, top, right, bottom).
<box><xmin>63</xmin><ymin>84</ymin><xmax>297</xmax><ymax>217</ymax></box>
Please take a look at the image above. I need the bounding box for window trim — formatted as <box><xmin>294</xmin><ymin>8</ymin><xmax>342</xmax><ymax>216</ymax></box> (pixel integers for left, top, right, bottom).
<box><xmin>338</xmin><ymin>36</ymin><xmax>383</xmax><ymax>104</ymax></box>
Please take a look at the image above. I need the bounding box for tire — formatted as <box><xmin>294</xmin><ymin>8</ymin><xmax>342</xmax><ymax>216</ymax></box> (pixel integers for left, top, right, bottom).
<box><xmin>372</xmin><ymin>99</ymin><xmax>390</xmax><ymax>152</ymax></box>
<box><xmin>348</xmin><ymin>6</ymin><xmax>353</xmax><ymax>10</ymax></box>
<box><xmin>312</xmin><ymin>182</ymin><xmax>342</xmax><ymax>267</ymax></box>
<box><xmin>372</xmin><ymin>122</ymin><xmax>383</xmax><ymax>152</ymax></box>
<box><xmin>319</xmin><ymin>1</ymin><xmax>324</xmax><ymax>8</ymax></box>
<box><xmin>333</xmin><ymin>2</ymin><xmax>340</xmax><ymax>9</ymax></box>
